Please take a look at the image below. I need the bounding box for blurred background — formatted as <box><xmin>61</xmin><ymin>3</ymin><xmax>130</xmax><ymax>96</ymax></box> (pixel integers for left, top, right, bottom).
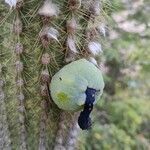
<box><xmin>78</xmin><ymin>0</ymin><xmax>150</xmax><ymax>149</ymax></box>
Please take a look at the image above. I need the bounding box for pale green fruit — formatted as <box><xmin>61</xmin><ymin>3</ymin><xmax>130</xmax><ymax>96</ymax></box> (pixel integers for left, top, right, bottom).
<box><xmin>50</xmin><ymin>59</ymin><xmax>104</xmax><ymax>111</ymax></box>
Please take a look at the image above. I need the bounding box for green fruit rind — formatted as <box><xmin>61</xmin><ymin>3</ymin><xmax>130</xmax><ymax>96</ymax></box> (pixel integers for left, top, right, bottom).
<box><xmin>50</xmin><ymin>59</ymin><xmax>105</xmax><ymax>111</ymax></box>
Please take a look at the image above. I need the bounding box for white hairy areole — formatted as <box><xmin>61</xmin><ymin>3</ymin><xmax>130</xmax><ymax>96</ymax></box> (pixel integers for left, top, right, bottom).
<box><xmin>39</xmin><ymin>27</ymin><xmax>59</xmax><ymax>42</ymax></box>
<box><xmin>67</xmin><ymin>35</ymin><xmax>78</xmax><ymax>53</ymax></box>
<box><xmin>38</xmin><ymin>0</ymin><xmax>60</xmax><ymax>17</ymax></box>
<box><xmin>88</xmin><ymin>41</ymin><xmax>102</xmax><ymax>56</ymax></box>
<box><xmin>47</xmin><ymin>27</ymin><xmax>59</xmax><ymax>41</ymax></box>
<box><xmin>97</xmin><ymin>24</ymin><xmax>106</xmax><ymax>37</ymax></box>
<box><xmin>5</xmin><ymin>0</ymin><xmax>17</xmax><ymax>8</ymax></box>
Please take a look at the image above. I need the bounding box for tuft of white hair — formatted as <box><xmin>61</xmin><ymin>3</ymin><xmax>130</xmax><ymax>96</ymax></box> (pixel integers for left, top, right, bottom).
<box><xmin>97</xmin><ymin>24</ymin><xmax>106</xmax><ymax>37</ymax></box>
<box><xmin>38</xmin><ymin>0</ymin><xmax>60</xmax><ymax>17</ymax></box>
<box><xmin>5</xmin><ymin>0</ymin><xmax>17</xmax><ymax>8</ymax></box>
<box><xmin>67</xmin><ymin>35</ymin><xmax>78</xmax><ymax>53</ymax></box>
<box><xmin>39</xmin><ymin>27</ymin><xmax>59</xmax><ymax>42</ymax></box>
<box><xmin>47</xmin><ymin>27</ymin><xmax>59</xmax><ymax>41</ymax></box>
<box><xmin>67</xmin><ymin>17</ymin><xmax>77</xmax><ymax>33</ymax></box>
<box><xmin>88</xmin><ymin>41</ymin><xmax>102</xmax><ymax>56</ymax></box>
<box><xmin>65</xmin><ymin>51</ymin><xmax>76</xmax><ymax>63</ymax></box>
<box><xmin>89</xmin><ymin>0</ymin><xmax>101</xmax><ymax>16</ymax></box>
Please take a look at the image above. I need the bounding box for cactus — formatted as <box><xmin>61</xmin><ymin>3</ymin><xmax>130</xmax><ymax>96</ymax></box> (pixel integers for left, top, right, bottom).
<box><xmin>0</xmin><ymin>0</ymin><xmax>108</xmax><ymax>149</ymax></box>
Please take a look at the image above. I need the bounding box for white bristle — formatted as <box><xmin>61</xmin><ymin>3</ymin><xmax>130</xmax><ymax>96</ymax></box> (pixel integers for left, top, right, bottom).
<box><xmin>15</xmin><ymin>61</ymin><xmax>23</xmax><ymax>72</ymax></box>
<box><xmin>97</xmin><ymin>24</ymin><xmax>106</xmax><ymax>37</ymax></box>
<box><xmin>68</xmin><ymin>18</ymin><xmax>77</xmax><ymax>28</ymax></box>
<box><xmin>41</xmin><ymin>53</ymin><xmax>50</xmax><ymax>65</ymax></box>
<box><xmin>38</xmin><ymin>0</ymin><xmax>60</xmax><ymax>17</ymax></box>
<box><xmin>65</xmin><ymin>51</ymin><xmax>76</xmax><ymax>63</ymax></box>
<box><xmin>47</xmin><ymin>27</ymin><xmax>59</xmax><ymax>41</ymax></box>
<box><xmin>5</xmin><ymin>0</ymin><xmax>17</xmax><ymax>8</ymax></box>
<box><xmin>40</xmin><ymin>27</ymin><xmax>59</xmax><ymax>42</ymax></box>
<box><xmin>67</xmin><ymin>17</ymin><xmax>77</xmax><ymax>33</ymax></box>
<box><xmin>67</xmin><ymin>35</ymin><xmax>78</xmax><ymax>53</ymax></box>
<box><xmin>90</xmin><ymin>0</ymin><xmax>101</xmax><ymax>16</ymax></box>
<box><xmin>88</xmin><ymin>57</ymin><xmax>98</xmax><ymax>66</ymax></box>
<box><xmin>16</xmin><ymin>78</ymin><xmax>24</xmax><ymax>87</ymax></box>
<box><xmin>17</xmin><ymin>93</ymin><xmax>25</xmax><ymax>101</ymax></box>
<box><xmin>88</xmin><ymin>41</ymin><xmax>102</xmax><ymax>56</ymax></box>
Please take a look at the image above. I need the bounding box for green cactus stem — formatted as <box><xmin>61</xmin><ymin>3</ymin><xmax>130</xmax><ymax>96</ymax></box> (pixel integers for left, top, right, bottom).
<box><xmin>0</xmin><ymin>0</ymin><xmax>108</xmax><ymax>149</ymax></box>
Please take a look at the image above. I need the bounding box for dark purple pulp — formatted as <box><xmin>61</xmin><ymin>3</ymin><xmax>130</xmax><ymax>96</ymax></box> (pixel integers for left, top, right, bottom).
<box><xmin>78</xmin><ymin>87</ymin><xmax>98</xmax><ymax>130</ymax></box>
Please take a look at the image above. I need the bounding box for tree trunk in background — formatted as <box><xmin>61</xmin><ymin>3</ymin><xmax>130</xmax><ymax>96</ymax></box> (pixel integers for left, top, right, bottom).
<box><xmin>0</xmin><ymin>0</ymin><xmax>107</xmax><ymax>149</ymax></box>
<box><xmin>105</xmin><ymin>58</ymin><xmax>120</xmax><ymax>95</ymax></box>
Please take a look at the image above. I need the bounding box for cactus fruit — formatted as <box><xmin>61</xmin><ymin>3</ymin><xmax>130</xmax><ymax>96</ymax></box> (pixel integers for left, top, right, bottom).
<box><xmin>50</xmin><ymin>59</ymin><xmax>104</xmax><ymax>111</ymax></box>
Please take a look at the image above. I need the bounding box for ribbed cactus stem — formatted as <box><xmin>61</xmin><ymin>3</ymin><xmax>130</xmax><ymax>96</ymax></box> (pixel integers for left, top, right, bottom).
<box><xmin>66</xmin><ymin>123</ymin><xmax>79</xmax><ymax>150</ymax></box>
<box><xmin>38</xmin><ymin>63</ymin><xmax>50</xmax><ymax>150</ymax></box>
<box><xmin>65</xmin><ymin>113</ymin><xmax>80</xmax><ymax>150</ymax></box>
<box><xmin>38</xmin><ymin>100</ymin><xmax>47</xmax><ymax>150</ymax></box>
<box><xmin>1</xmin><ymin>0</ymin><xmax>108</xmax><ymax>149</ymax></box>
<box><xmin>82</xmin><ymin>0</ymin><xmax>105</xmax><ymax>67</ymax></box>
<box><xmin>65</xmin><ymin>0</ymin><xmax>80</xmax><ymax>63</ymax></box>
<box><xmin>38</xmin><ymin>1</ymin><xmax>60</xmax><ymax>149</ymax></box>
<box><xmin>13</xmin><ymin>4</ymin><xmax>27</xmax><ymax>149</ymax></box>
<box><xmin>53</xmin><ymin>112</ymin><xmax>66</xmax><ymax>150</ymax></box>
<box><xmin>0</xmin><ymin>77</ymin><xmax>12</xmax><ymax>150</ymax></box>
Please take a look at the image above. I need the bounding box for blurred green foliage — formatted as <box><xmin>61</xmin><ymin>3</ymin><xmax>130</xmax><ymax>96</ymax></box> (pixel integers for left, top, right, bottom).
<box><xmin>78</xmin><ymin>0</ymin><xmax>150</xmax><ymax>149</ymax></box>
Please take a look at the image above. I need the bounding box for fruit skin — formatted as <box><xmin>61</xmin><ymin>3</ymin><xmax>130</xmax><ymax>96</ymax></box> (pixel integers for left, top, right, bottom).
<box><xmin>50</xmin><ymin>59</ymin><xmax>105</xmax><ymax>111</ymax></box>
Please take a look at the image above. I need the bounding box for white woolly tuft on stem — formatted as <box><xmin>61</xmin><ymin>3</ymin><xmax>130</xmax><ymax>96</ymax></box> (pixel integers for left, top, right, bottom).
<box><xmin>47</xmin><ymin>27</ymin><xmax>59</xmax><ymax>41</ymax></box>
<box><xmin>65</xmin><ymin>51</ymin><xmax>76</xmax><ymax>63</ymax></box>
<box><xmin>41</xmin><ymin>53</ymin><xmax>51</xmax><ymax>65</ymax></box>
<box><xmin>88</xmin><ymin>41</ymin><xmax>102</xmax><ymax>56</ymax></box>
<box><xmin>67</xmin><ymin>35</ymin><xmax>78</xmax><ymax>53</ymax></box>
<box><xmin>89</xmin><ymin>0</ymin><xmax>101</xmax><ymax>16</ymax></box>
<box><xmin>39</xmin><ymin>27</ymin><xmax>59</xmax><ymax>42</ymax></box>
<box><xmin>15</xmin><ymin>61</ymin><xmax>23</xmax><ymax>73</ymax></box>
<box><xmin>5</xmin><ymin>0</ymin><xmax>17</xmax><ymax>8</ymax></box>
<box><xmin>67</xmin><ymin>17</ymin><xmax>77</xmax><ymax>33</ymax></box>
<box><xmin>38</xmin><ymin>0</ymin><xmax>60</xmax><ymax>17</ymax></box>
<box><xmin>97</xmin><ymin>23</ymin><xmax>106</xmax><ymax>37</ymax></box>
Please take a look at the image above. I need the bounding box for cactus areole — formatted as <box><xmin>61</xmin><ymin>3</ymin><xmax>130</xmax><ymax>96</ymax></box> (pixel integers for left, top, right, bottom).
<box><xmin>50</xmin><ymin>59</ymin><xmax>104</xmax><ymax>130</ymax></box>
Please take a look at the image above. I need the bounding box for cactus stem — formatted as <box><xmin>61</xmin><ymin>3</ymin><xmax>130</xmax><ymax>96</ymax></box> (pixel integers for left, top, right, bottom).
<box><xmin>0</xmin><ymin>76</ymin><xmax>12</xmax><ymax>150</ymax></box>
